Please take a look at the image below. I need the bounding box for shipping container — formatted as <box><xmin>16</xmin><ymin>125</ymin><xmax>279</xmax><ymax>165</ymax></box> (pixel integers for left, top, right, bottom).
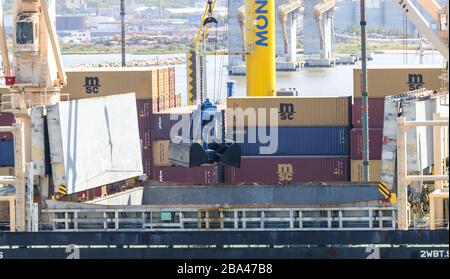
<box><xmin>353</xmin><ymin>65</ymin><xmax>444</xmax><ymax>98</ymax></box>
<box><xmin>0</xmin><ymin>167</ymin><xmax>14</xmax><ymax>176</ymax></box>
<box><xmin>228</xmin><ymin>126</ymin><xmax>350</xmax><ymax>156</ymax></box>
<box><xmin>152</xmin><ymin>111</ymin><xmax>192</xmax><ymax>140</ymax></box>
<box><xmin>352</xmin><ymin>98</ymin><xmax>385</xmax><ymax>128</ymax></box>
<box><xmin>0</xmin><ymin>140</ymin><xmax>14</xmax><ymax>167</ymax></box>
<box><xmin>61</xmin><ymin>67</ymin><xmax>174</xmax><ymax>100</ymax></box>
<box><xmin>152</xmin><ymin>106</ymin><xmax>226</xmax><ymax>140</ymax></box>
<box><xmin>152</xmin><ymin>165</ymin><xmax>224</xmax><ymax>185</ymax></box>
<box><xmin>351</xmin><ymin>160</ymin><xmax>382</xmax><ymax>182</ymax></box>
<box><xmin>153</xmin><ymin>140</ymin><xmax>171</xmax><ymax>166</ymax></box>
<box><xmin>225</xmin><ymin>156</ymin><xmax>350</xmax><ymax>185</ymax></box>
<box><xmin>136</xmin><ymin>99</ymin><xmax>152</xmax><ymax>134</ymax></box>
<box><xmin>0</xmin><ymin>113</ymin><xmax>15</xmax><ymax>140</ymax></box>
<box><xmin>350</xmin><ymin>128</ymin><xmax>383</xmax><ymax>160</ymax></box>
<box><xmin>226</xmin><ymin>96</ymin><xmax>351</xmax><ymax>127</ymax></box>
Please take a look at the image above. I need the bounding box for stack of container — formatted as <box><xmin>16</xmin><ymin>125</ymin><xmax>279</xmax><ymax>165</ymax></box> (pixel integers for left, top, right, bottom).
<box><xmin>225</xmin><ymin>96</ymin><xmax>352</xmax><ymax>185</ymax></box>
<box><xmin>61</xmin><ymin>66</ymin><xmax>183</xmax><ymax>180</ymax></box>
<box><xmin>150</xmin><ymin>105</ymin><xmax>226</xmax><ymax>185</ymax></box>
<box><xmin>350</xmin><ymin>98</ymin><xmax>383</xmax><ymax>182</ymax></box>
<box><xmin>155</xmin><ymin>67</ymin><xmax>181</xmax><ymax>112</ymax></box>
<box><xmin>350</xmin><ymin>65</ymin><xmax>444</xmax><ymax>182</ymax></box>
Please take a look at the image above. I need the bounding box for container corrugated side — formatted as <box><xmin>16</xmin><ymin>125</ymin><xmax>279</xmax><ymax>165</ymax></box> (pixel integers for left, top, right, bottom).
<box><xmin>152</xmin><ymin>165</ymin><xmax>224</xmax><ymax>185</ymax></box>
<box><xmin>228</xmin><ymin>126</ymin><xmax>350</xmax><ymax>156</ymax></box>
<box><xmin>353</xmin><ymin>66</ymin><xmax>443</xmax><ymax>98</ymax></box>
<box><xmin>152</xmin><ymin>106</ymin><xmax>226</xmax><ymax>140</ymax></box>
<box><xmin>0</xmin><ymin>113</ymin><xmax>15</xmax><ymax>140</ymax></box>
<box><xmin>225</xmin><ymin>156</ymin><xmax>350</xmax><ymax>184</ymax></box>
<box><xmin>0</xmin><ymin>167</ymin><xmax>14</xmax><ymax>176</ymax></box>
<box><xmin>0</xmin><ymin>140</ymin><xmax>14</xmax><ymax>167</ymax></box>
<box><xmin>350</xmin><ymin>128</ymin><xmax>383</xmax><ymax>160</ymax></box>
<box><xmin>142</xmin><ymin>129</ymin><xmax>152</xmax><ymax>177</ymax></box>
<box><xmin>352</xmin><ymin>98</ymin><xmax>385</xmax><ymax>128</ymax></box>
<box><xmin>136</xmin><ymin>99</ymin><xmax>152</xmax><ymax>138</ymax></box>
<box><xmin>351</xmin><ymin>160</ymin><xmax>382</xmax><ymax>182</ymax></box>
<box><xmin>153</xmin><ymin>140</ymin><xmax>171</xmax><ymax>166</ymax></box>
<box><xmin>226</xmin><ymin>96</ymin><xmax>351</xmax><ymax>127</ymax></box>
<box><xmin>62</xmin><ymin>67</ymin><xmax>173</xmax><ymax>100</ymax></box>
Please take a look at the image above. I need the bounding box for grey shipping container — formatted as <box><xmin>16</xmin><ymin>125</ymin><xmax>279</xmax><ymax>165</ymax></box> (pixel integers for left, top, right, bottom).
<box><xmin>227</xmin><ymin>126</ymin><xmax>350</xmax><ymax>156</ymax></box>
<box><xmin>225</xmin><ymin>156</ymin><xmax>350</xmax><ymax>185</ymax></box>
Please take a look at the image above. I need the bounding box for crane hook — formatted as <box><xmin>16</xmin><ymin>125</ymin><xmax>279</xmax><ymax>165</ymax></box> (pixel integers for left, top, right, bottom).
<box><xmin>203</xmin><ymin>0</ymin><xmax>218</xmax><ymax>26</ymax></box>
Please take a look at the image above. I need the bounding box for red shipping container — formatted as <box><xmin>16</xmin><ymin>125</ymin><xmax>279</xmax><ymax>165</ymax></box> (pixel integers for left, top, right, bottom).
<box><xmin>136</xmin><ymin>99</ymin><xmax>152</xmax><ymax>129</ymax></box>
<box><xmin>0</xmin><ymin>113</ymin><xmax>15</xmax><ymax>140</ymax></box>
<box><xmin>144</xmin><ymin>160</ymin><xmax>152</xmax><ymax>178</ymax></box>
<box><xmin>350</xmin><ymin>128</ymin><xmax>383</xmax><ymax>160</ymax></box>
<box><xmin>152</xmin><ymin>165</ymin><xmax>223</xmax><ymax>185</ymax></box>
<box><xmin>352</xmin><ymin>98</ymin><xmax>385</xmax><ymax>128</ymax></box>
<box><xmin>225</xmin><ymin>156</ymin><xmax>349</xmax><ymax>185</ymax></box>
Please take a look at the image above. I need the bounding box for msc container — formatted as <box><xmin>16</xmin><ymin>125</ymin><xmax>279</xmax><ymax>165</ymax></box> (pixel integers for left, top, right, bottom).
<box><xmin>228</xmin><ymin>126</ymin><xmax>350</xmax><ymax>156</ymax></box>
<box><xmin>153</xmin><ymin>140</ymin><xmax>171</xmax><ymax>166</ymax></box>
<box><xmin>225</xmin><ymin>156</ymin><xmax>350</xmax><ymax>185</ymax></box>
<box><xmin>0</xmin><ymin>113</ymin><xmax>15</xmax><ymax>140</ymax></box>
<box><xmin>353</xmin><ymin>65</ymin><xmax>444</xmax><ymax>98</ymax></box>
<box><xmin>352</xmin><ymin>98</ymin><xmax>385</xmax><ymax>128</ymax></box>
<box><xmin>351</xmin><ymin>160</ymin><xmax>382</xmax><ymax>182</ymax></box>
<box><xmin>61</xmin><ymin>67</ymin><xmax>173</xmax><ymax>100</ymax></box>
<box><xmin>350</xmin><ymin>128</ymin><xmax>383</xmax><ymax>160</ymax></box>
<box><xmin>0</xmin><ymin>140</ymin><xmax>14</xmax><ymax>167</ymax></box>
<box><xmin>226</xmin><ymin>96</ymin><xmax>351</xmax><ymax>127</ymax></box>
<box><xmin>152</xmin><ymin>165</ymin><xmax>224</xmax><ymax>185</ymax></box>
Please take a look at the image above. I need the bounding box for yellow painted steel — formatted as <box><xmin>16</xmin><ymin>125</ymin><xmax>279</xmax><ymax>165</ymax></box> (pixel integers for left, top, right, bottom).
<box><xmin>246</xmin><ymin>0</ymin><xmax>276</xmax><ymax>96</ymax></box>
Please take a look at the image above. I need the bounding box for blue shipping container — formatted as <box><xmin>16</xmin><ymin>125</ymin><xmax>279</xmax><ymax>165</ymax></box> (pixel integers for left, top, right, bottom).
<box><xmin>227</xmin><ymin>126</ymin><xmax>350</xmax><ymax>156</ymax></box>
<box><xmin>0</xmin><ymin>140</ymin><xmax>14</xmax><ymax>167</ymax></box>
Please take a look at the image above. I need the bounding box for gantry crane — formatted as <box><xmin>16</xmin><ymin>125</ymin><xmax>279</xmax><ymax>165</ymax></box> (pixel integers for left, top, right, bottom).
<box><xmin>393</xmin><ymin>0</ymin><xmax>448</xmax><ymax>62</ymax></box>
<box><xmin>0</xmin><ymin>0</ymin><xmax>66</xmax><ymax>231</ymax></box>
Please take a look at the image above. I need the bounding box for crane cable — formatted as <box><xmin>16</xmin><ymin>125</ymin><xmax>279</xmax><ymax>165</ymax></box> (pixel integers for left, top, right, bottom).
<box><xmin>216</xmin><ymin>0</ymin><xmax>231</xmax><ymax>104</ymax></box>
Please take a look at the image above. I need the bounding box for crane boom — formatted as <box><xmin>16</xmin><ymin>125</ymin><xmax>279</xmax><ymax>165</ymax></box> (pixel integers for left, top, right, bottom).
<box><xmin>393</xmin><ymin>0</ymin><xmax>448</xmax><ymax>61</ymax></box>
<box><xmin>0</xmin><ymin>0</ymin><xmax>11</xmax><ymax>77</ymax></box>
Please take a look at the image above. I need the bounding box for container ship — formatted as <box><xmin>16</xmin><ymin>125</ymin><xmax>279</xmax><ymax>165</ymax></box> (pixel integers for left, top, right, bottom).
<box><xmin>0</xmin><ymin>0</ymin><xmax>448</xmax><ymax>259</ymax></box>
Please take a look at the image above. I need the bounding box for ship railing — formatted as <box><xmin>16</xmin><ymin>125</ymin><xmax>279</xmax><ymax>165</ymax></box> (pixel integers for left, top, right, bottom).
<box><xmin>42</xmin><ymin>206</ymin><xmax>397</xmax><ymax>232</ymax></box>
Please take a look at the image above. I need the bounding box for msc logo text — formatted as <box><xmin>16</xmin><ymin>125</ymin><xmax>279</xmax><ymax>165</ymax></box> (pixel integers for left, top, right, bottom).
<box><xmin>407</xmin><ymin>74</ymin><xmax>425</xmax><ymax>90</ymax></box>
<box><xmin>279</xmin><ymin>103</ymin><xmax>295</xmax><ymax>120</ymax></box>
<box><xmin>84</xmin><ymin>77</ymin><xmax>101</xmax><ymax>94</ymax></box>
<box><xmin>277</xmin><ymin>163</ymin><xmax>294</xmax><ymax>182</ymax></box>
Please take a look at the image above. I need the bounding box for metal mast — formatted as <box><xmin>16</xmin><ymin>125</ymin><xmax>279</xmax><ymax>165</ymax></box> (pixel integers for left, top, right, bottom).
<box><xmin>121</xmin><ymin>0</ymin><xmax>126</xmax><ymax>67</ymax></box>
<box><xmin>360</xmin><ymin>0</ymin><xmax>370</xmax><ymax>182</ymax></box>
